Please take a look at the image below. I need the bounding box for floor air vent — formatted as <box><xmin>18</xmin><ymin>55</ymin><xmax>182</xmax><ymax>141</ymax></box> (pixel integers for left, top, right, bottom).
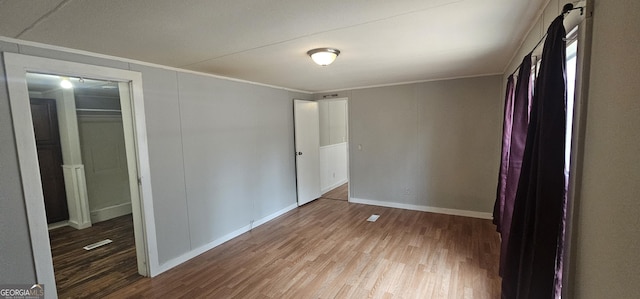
<box><xmin>367</xmin><ymin>214</ymin><xmax>380</xmax><ymax>222</ymax></box>
<box><xmin>83</xmin><ymin>239</ymin><xmax>113</xmax><ymax>250</ymax></box>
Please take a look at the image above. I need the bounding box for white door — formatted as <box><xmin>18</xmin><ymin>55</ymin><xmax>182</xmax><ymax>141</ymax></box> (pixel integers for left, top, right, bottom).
<box><xmin>294</xmin><ymin>100</ymin><xmax>321</xmax><ymax>206</ymax></box>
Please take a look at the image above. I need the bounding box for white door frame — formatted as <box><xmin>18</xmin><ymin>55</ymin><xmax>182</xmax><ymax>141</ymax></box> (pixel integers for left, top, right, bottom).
<box><xmin>345</xmin><ymin>98</ymin><xmax>350</xmax><ymax>202</ymax></box>
<box><xmin>3</xmin><ymin>53</ymin><xmax>159</xmax><ymax>298</ymax></box>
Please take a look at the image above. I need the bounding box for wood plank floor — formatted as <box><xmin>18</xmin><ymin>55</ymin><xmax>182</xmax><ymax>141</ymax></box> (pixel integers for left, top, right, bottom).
<box><xmin>106</xmin><ymin>199</ymin><xmax>501</xmax><ymax>298</ymax></box>
<box><xmin>49</xmin><ymin>214</ymin><xmax>142</xmax><ymax>298</ymax></box>
<box><xmin>322</xmin><ymin>183</ymin><xmax>348</xmax><ymax>201</ymax></box>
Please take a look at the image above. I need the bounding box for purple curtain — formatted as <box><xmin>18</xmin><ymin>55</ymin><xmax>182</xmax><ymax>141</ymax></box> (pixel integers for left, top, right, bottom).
<box><xmin>493</xmin><ymin>75</ymin><xmax>515</xmax><ymax>231</ymax></box>
<box><xmin>502</xmin><ymin>15</ymin><xmax>567</xmax><ymax>299</ymax></box>
<box><xmin>496</xmin><ymin>54</ymin><xmax>533</xmax><ymax>276</ymax></box>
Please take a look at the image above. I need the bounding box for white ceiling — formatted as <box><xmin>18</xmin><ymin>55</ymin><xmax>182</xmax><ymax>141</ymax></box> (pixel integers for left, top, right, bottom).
<box><xmin>0</xmin><ymin>0</ymin><xmax>547</xmax><ymax>92</ymax></box>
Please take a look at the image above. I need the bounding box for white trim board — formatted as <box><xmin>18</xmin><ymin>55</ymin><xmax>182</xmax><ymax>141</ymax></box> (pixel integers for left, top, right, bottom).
<box><xmin>90</xmin><ymin>202</ymin><xmax>133</xmax><ymax>223</ymax></box>
<box><xmin>349</xmin><ymin>198</ymin><xmax>492</xmax><ymax>220</ymax></box>
<box><xmin>321</xmin><ymin>179</ymin><xmax>348</xmax><ymax>195</ymax></box>
<box><xmin>155</xmin><ymin>203</ymin><xmax>298</xmax><ymax>275</ymax></box>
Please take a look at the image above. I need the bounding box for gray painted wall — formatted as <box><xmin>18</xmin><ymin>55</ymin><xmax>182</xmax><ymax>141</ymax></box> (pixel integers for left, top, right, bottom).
<box><xmin>346</xmin><ymin>75</ymin><xmax>503</xmax><ymax>213</ymax></box>
<box><xmin>177</xmin><ymin>72</ymin><xmax>297</xmax><ymax>249</ymax></box>
<box><xmin>0</xmin><ymin>40</ymin><xmax>307</xmax><ymax>283</ymax></box>
<box><xmin>128</xmin><ymin>64</ymin><xmax>191</xmax><ymax>265</ymax></box>
<box><xmin>574</xmin><ymin>0</ymin><xmax>640</xmax><ymax>297</ymax></box>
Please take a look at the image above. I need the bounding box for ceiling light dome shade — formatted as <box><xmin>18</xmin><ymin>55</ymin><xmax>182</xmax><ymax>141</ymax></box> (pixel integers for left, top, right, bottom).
<box><xmin>307</xmin><ymin>48</ymin><xmax>340</xmax><ymax>66</ymax></box>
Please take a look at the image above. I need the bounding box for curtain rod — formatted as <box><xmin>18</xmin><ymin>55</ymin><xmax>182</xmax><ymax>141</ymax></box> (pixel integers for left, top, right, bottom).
<box><xmin>508</xmin><ymin>3</ymin><xmax>584</xmax><ymax>77</ymax></box>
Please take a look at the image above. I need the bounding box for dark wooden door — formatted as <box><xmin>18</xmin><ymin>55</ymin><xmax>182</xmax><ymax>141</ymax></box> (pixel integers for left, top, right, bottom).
<box><xmin>30</xmin><ymin>98</ymin><xmax>69</xmax><ymax>224</ymax></box>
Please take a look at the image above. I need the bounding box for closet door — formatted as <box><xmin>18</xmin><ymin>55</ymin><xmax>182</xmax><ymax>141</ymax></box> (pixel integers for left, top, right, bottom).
<box><xmin>30</xmin><ymin>98</ymin><xmax>69</xmax><ymax>223</ymax></box>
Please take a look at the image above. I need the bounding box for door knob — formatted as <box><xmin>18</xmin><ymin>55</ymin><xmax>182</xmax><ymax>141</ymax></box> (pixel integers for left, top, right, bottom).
<box><xmin>297</xmin><ymin>152</ymin><xmax>303</xmax><ymax>156</ymax></box>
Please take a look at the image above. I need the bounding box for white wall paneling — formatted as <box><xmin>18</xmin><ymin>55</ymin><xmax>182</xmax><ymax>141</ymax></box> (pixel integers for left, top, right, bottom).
<box><xmin>320</xmin><ymin>142</ymin><xmax>348</xmax><ymax>193</ymax></box>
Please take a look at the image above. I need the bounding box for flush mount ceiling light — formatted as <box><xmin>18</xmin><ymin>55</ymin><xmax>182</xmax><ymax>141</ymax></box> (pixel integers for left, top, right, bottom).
<box><xmin>307</xmin><ymin>48</ymin><xmax>340</xmax><ymax>66</ymax></box>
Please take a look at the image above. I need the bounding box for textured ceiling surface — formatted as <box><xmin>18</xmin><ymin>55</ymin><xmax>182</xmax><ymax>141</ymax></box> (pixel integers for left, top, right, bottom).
<box><xmin>0</xmin><ymin>0</ymin><xmax>547</xmax><ymax>92</ymax></box>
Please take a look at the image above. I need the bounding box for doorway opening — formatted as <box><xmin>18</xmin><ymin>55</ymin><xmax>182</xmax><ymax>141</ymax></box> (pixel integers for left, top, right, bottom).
<box><xmin>4</xmin><ymin>52</ymin><xmax>158</xmax><ymax>297</ymax></box>
<box><xmin>318</xmin><ymin>98</ymin><xmax>349</xmax><ymax>201</ymax></box>
<box><xmin>26</xmin><ymin>73</ymin><xmax>143</xmax><ymax>297</ymax></box>
<box><xmin>293</xmin><ymin>98</ymin><xmax>349</xmax><ymax>206</ymax></box>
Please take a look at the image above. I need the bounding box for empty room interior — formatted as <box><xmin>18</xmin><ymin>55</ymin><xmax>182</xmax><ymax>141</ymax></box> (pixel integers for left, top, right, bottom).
<box><xmin>0</xmin><ymin>0</ymin><xmax>638</xmax><ymax>298</ymax></box>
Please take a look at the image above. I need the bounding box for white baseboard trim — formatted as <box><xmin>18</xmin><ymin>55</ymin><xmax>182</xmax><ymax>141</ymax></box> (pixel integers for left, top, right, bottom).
<box><xmin>68</xmin><ymin>219</ymin><xmax>92</xmax><ymax>230</ymax></box>
<box><xmin>321</xmin><ymin>179</ymin><xmax>348</xmax><ymax>194</ymax></box>
<box><xmin>90</xmin><ymin>202</ymin><xmax>132</xmax><ymax>223</ymax></box>
<box><xmin>156</xmin><ymin>203</ymin><xmax>298</xmax><ymax>275</ymax></box>
<box><xmin>252</xmin><ymin>203</ymin><xmax>298</xmax><ymax>228</ymax></box>
<box><xmin>349</xmin><ymin>197</ymin><xmax>492</xmax><ymax>220</ymax></box>
<box><xmin>48</xmin><ymin>221</ymin><xmax>69</xmax><ymax>230</ymax></box>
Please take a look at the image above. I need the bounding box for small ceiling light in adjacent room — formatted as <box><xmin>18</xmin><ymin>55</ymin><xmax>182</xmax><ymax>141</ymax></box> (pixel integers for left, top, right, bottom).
<box><xmin>307</xmin><ymin>48</ymin><xmax>340</xmax><ymax>66</ymax></box>
<box><xmin>60</xmin><ymin>77</ymin><xmax>73</xmax><ymax>89</ymax></box>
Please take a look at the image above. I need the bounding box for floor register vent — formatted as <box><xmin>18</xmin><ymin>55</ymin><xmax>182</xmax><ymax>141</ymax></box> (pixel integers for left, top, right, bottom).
<box><xmin>367</xmin><ymin>214</ymin><xmax>380</xmax><ymax>222</ymax></box>
<box><xmin>83</xmin><ymin>239</ymin><xmax>113</xmax><ymax>251</ymax></box>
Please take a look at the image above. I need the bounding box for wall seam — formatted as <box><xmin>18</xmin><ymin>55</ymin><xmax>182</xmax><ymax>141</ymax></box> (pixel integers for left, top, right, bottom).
<box><xmin>413</xmin><ymin>84</ymin><xmax>420</xmax><ymax>203</ymax></box>
<box><xmin>174</xmin><ymin>71</ymin><xmax>193</xmax><ymax>251</ymax></box>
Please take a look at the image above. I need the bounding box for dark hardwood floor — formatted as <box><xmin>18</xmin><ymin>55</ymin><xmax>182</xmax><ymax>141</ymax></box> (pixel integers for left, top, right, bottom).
<box><xmin>322</xmin><ymin>182</ymin><xmax>348</xmax><ymax>201</ymax></box>
<box><xmin>106</xmin><ymin>199</ymin><xmax>501</xmax><ymax>298</ymax></box>
<box><xmin>49</xmin><ymin>214</ymin><xmax>142</xmax><ymax>298</ymax></box>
